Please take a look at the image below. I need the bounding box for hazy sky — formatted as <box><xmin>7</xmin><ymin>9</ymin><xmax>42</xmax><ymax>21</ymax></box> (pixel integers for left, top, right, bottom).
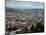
<box><xmin>6</xmin><ymin>0</ymin><xmax>44</xmax><ymax>9</ymax></box>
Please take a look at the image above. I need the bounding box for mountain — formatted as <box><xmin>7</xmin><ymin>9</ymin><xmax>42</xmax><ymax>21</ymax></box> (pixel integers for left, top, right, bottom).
<box><xmin>6</xmin><ymin>7</ymin><xmax>44</xmax><ymax>15</ymax></box>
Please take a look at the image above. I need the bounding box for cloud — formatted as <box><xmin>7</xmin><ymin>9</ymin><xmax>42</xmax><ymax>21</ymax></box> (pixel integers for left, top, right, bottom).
<box><xmin>6</xmin><ymin>0</ymin><xmax>44</xmax><ymax>9</ymax></box>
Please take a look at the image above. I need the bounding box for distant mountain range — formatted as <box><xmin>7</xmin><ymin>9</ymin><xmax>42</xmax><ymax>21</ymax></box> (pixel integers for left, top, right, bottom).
<box><xmin>5</xmin><ymin>7</ymin><xmax>44</xmax><ymax>15</ymax></box>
